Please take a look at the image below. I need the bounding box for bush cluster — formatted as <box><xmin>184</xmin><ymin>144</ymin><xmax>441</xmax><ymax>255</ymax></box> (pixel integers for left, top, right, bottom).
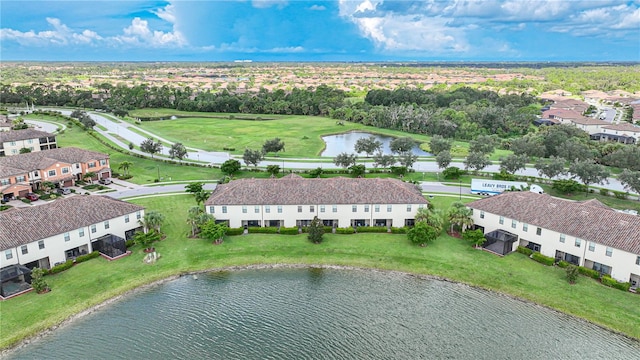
<box><xmin>335</xmin><ymin>227</ymin><xmax>356</xmax><ymax>234</ymax></box>
<box><xmin>226</xmin><ymin>227</ymin><xmax>245</xmax><ymax>236</ymax></box>
<box><xmin>247</xmin><ymin>227</ymin><xmax>279</xmax><ymax>234</ymax></box>
<box><xmin>578</xmin><ymin>266</ymin><xmax>602</xmax><ymax>280</ymax></box>
<box><xmin>556</xmin><ymin>260</ymin><xmax>570</xmax><ymax>268</ymax></box>
<box><xmin>279</xmin><ymin>227</ymin><xmax>300</xmax><ymax>235</ymax></box>
<box><xmin>516</xmin><ymin>246</ymin><xmax>534</xmax><ymax>256</ymax></box>
<box><xmin>75</xmin><ymin>251</ymin><xmax>100</xmax><ymax>264</ymax></box>
<box><xmin>48</xmin><ymin>261</ymin><xmax>74</xmax><ymax>275</ymax></box>
<box><xmin>390</xmin><ymin>227</ymin><xmax>408</xmax><ymax>234</ymax></box>
<box><xmin>531</xmin><ymin>252</ymin><xmax>555</xmax><ymax>266</ymax></box>
<box><xmin>601</xmin><ymin>275</ymin><xmax>631</xmax><ymax>291</ymax></box>
<box><xmin>356</xmin><ymin>226</ymin><xmax>388</xmax><ymax>233</ymax></box>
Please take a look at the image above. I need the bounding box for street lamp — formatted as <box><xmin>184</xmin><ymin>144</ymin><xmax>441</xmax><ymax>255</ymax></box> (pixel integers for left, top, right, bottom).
<box><xmin>157</xmin><ymin>165</ymin><xmax>160</xmax><ymax>182</ymax></box>
<box><xmin>459</xmin><ymin>180</ymin><xmax>462</xmax><ymax>200</ymax></box>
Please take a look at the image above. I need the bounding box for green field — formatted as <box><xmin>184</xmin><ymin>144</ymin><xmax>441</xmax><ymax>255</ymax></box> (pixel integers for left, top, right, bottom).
<box><xmin>1</xmin><ymin>195</ymin><xmax>638</xmax><ymax>350</ymax></box>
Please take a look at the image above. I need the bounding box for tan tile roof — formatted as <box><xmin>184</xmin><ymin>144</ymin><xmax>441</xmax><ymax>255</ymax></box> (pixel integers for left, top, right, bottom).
<box><xmin>602</xmin><ymin>123</ymin><xmax>640</xmax><ymax>133</ymax></box>
<box><xmin>205</xmin><ymin>175</ymin><xmax>429</xmax><ymax>206</ymax></box>
<box><xmin>570</xmin><ymin>117</ymin><xmax>610</xmax><ymax>126</ymax></box>
<box><xmin>0</xmin><ymin>129</ymin><xmax>54</xmax><ymax>143</ymax></box>
<box><xmin>0</xmin><ymin>195</ymin><xmax>144</xmax><ymax>250</ymax></box>
<box><xmin>0</xmin><ymin>147</ymin><xmax>108</xmax><ymax>176</ymax></box>
<box><xmin>468</xmin><ymin>192</ymin><xmax>640</xmax><ymax>255</ymax></box>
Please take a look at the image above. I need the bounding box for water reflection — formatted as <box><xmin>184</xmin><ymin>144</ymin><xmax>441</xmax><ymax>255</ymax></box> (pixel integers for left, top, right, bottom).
<box><xmin>321</xmin><ymin>132</ymin><xmax>431</xmax><ymax>157</ymax></box>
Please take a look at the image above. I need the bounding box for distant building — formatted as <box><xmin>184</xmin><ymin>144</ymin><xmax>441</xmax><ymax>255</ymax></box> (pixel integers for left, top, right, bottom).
<box><xmin>0</xmin><ymin>129</ymin><xmax>57</xmax><ymax>156</ymax></box>
<box><xmin>205</xmin><ymin>174</ymin><xmax>429</xmax><ymax>229</ymax></box>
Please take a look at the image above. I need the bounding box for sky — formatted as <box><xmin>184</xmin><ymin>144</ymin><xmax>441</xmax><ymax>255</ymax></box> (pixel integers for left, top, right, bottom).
<box><xmin>1</xmin><ymin>0</ymin><xmax>639</xmax><ymax>61</ymax></box>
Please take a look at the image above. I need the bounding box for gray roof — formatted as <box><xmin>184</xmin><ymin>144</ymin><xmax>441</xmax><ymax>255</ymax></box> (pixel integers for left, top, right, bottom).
<box><xmin>205</xmin><ymin>174</ymin><xmax>429</xmax><ymax>206</ymax></box>
<box><xmin>0</xmin><ymin>195</ymin><xmax>144</xmax><ymax>250</ymax></box>
<box><xmin>467</xmin><ymin>192</ymin><xmax>640</xmax><ymax>255</ymax></box>
<box><xmin>0</xmin><ymin>147</ymin><xmax>108</xmax><ymax>178</ymax></box>
<box><xmin>0</xmin><ymin>129</ymin><xmax>54</xmax><ymax>143</ymax></box>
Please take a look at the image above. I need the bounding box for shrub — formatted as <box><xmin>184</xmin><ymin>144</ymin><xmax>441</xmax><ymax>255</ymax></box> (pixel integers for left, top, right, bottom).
<box><xmin>31</xmin><ymin>268</ymin><xmax>49</xmax><ymax>293</ymax></box>
<box><xmin>599</xmin><ymin>188</ymin><xmax>609</xmax><ymax>196</ymax></box>
<box><xmin>516</xmin><ymin>246</ymin><xmax>533</xmax><ymax>256</ymax></box>
<box><xmin>556</xmin><ymin>260</ymin><xmax>570</xmax><ymax>268</ymax></box>
<box><xmin>247</xmin><ymin>227</ymin><xmax>279</xmax><ymax>234</ymax></box>
<box><xmin>601</xmin><ymin>275</ymin><xmax>631</xmax><ymax>291</ymax></box>
<box><xmin>355</xmin><ymin>226</ymin><xmax>388</xmax><ymax>233</ymax></box>
<box><xmin>566</xmin><ymin>265</ymin><xmax>579</xmax><ymax>284</ymax></box>
<box><xmin>75</xmin><ymin>251</ymin><xmax>100</xmax><ymax>264</ymax></box>
<box><xmin>125</xmin><ymin>239</ymin><xmax>135</xmax><ymax>248</ymax></box>
<box><xmin>21</xmin><ymin>198</ymin><xmax>31</xmax><ymax>204</ymax></box>
<box><xmin>531</xmin><ymin>252</ymin><xmax>555</xmax><ymax>266</ymax></box>
<box><xmin>578</xmin><ymin>266</ymin><xmax>601</xmax><ymax>280</ymax></box>
<box><xmin>279</xmin><ymin>227</ymin><xmax>300</xmax><ymax>235</ymax></box>
<box><xmin>226</xmin><ymin>227</ymin><xmax>245</xmax><ymax>236</ymax></box>
<box><xmin>613</xmin><ymin>191</ymin><xmax>628</xmax><ymax>200</ymax></box>
<box><xmin>48</xmin><ymin>260</ymin><xmax>74</xmax><ymax>275</ymax></box>
<box><xmin>335</xmin><ymin>227</ymin><xmax>355</xmax><ymax>234</ymax></box>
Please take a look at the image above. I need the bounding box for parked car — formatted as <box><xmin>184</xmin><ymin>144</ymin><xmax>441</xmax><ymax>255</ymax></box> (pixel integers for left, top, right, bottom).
<box><xmin>25</xmin><ymin>193</ymin><xmax>39</xmax><ymax>201</ymax></box>
<box><xmin>56</xmin><ymin>188</ymin><xmax>71</xmax><ymax>195</ymax></box>
<box><xmin>99</xmin><ymin>178</ymin><xmax>112</xmax><ymax>185</ymax></box>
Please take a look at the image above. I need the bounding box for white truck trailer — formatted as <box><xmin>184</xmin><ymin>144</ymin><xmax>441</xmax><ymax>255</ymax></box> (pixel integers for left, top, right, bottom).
<box><xmin>470</xmin><ymin>179</ymin><xmax>544</xmax><ymax>196</ymax></box>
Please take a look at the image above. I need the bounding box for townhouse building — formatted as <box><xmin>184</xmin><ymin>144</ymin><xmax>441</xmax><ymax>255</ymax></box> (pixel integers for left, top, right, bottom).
<box><xmin>0</xmin><ymin>129</ymin><xmax>57</xmax><ymax>156</ymax></box>
<box><xmin>0</xmin><ymin>147</ymin><xmax>111</xmax><ymax>199</ymax></box>
<box><xmin>467</xmin><ymin>191</ymin><xmax>640</xmax><ymax>286</ymax></box>
<box><xmin>205</xmin><ymin>174</ymin><xmax>429</xmax><ymax>229</ymax></box>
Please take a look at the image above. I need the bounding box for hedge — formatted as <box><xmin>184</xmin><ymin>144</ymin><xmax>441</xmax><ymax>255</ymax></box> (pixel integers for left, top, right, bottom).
<box><xmin>335</xmin><ymin>227</ymin><xmax>355</xmax><ymax>234</ymax></box>
<box><xmin>48</xmin><ymin>260</ymin><xmax>74</xmax><ymax>275</ymax></box>
<box><xmin>75</xmin><ymin>251</ymin><xmax>100</xmax><ymax>264</ymax></box>
<box><xmin>356</xmin><ymin>226</ymin><xmax>388</xmax><ymax>233</ymax></box>
<box><xmin>247</xmin><ymin>227</ymin><xmax>279</xmax><ymax>234</ymax></box>
<box><xmin>578</xmin><ymin>266</ymin><xmax>601</xmax><ymax>280</ymax></box>
<box><xmin>601</xmin><ymin>275</ymin><xmax>631</xmax><ymax>291</ymax></box>
<box><xmin>556</xmin><ymin>260</ymin><xmax>570</xmax><ymax>268</ymax></box>
<box><xmin>390</xmin><ymin>227</ymin><xmax>408</xmax><ymax>234</ymax></box>
<box><xmin>226</xmin><ymin>227</ymin><xmax>245</xmax><ymax>236</ymax></box>
<box><xmin>516</xmin><ymin>246</ymin><xmax>534</xmax><ymax>256</ymax></box>
<box><xmin>279</xmin><ymin>227</ymin><xmax>301</xmax><ymax>235</ymax></box>
<box><xmin>531</xmin><ymin>252</ymin><xmax>555</xmax><ymax>266</ymax></box>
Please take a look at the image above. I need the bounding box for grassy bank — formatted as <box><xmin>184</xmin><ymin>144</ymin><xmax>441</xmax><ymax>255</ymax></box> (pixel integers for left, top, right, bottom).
<box><xmin>1</xmin><ymin>195</ymin><xmax>638</xmax><ymax>350</ymax></box>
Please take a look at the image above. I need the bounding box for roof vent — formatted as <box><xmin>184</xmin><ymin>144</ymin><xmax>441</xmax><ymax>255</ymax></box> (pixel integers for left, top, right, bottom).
<box><xmin>619</xmin><ymin>220</ymin><xmax>629</xmax><ymax>227</ymax></box>
<box><xmin>580</xmin><ymin>210</ymin><xmax>589</xmax><ymax>216</ymax></box>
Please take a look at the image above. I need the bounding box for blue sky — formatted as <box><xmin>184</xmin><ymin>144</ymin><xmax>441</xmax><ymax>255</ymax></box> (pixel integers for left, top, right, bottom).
<box><xmin>1</xmin><ymin>0</ymin><xmax>639</xmax><ymax>61</ymax></box>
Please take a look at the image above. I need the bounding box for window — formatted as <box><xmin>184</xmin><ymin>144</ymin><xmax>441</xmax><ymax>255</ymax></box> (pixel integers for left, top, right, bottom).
<box><xmin>136</xmin><ymin>211</ymin><xmax>141</xmax><ymax>219</ymax></box>
<box><xmin>0</xmin><ymin>179</ymin><xmax>9</xmax><ymax>185</ymax></box>
<box><xmin>242</xmin><ymin>206</ymin><xmax>247</xmax><ymax>214</ymax></box>
<box><xmin>38</xmin><ymin>240</ymin><xmax>45</xmax><ymax>249</ymax></box>
<box><xmin>387</xmin><ymin>205</ymin><xmax>392</xmax><ymax>212</ymax></box>
<box><xmin>10</xmin><ymin>141</ymin><xmax>16</xmax><ymax>146</ymax></box>
<box><xmin>418</xmin><ymin>204</ymin><xmax>424</xmax><ymax>209</ymax></box>
<box><xmin>222</xmin><ymin>206</ymin><xmax>227</xmax><ymax>214</ymax></box>
<box><xmin>88</xmin><ymin>162</ymin><xmax>96</xmax><ymax>168</ymax></box>
<box><xmin>352</xmin><ymin>205</ymin><xmax>357</xmax><ymax>212</ymax></box>
<box><xmin>79</xmin><ymin>228</ymin><xmax>85</xmax><ymax>237</ymax></box>
<box><xmin>62</xmin><ymin>167</ymin><xmax>69</xmax><ymax>174</ymax></box>
<box><xmin>277</xmin><ymin>206</ymin><xmax>282</xmax><ymax>213</ymax></box>
<box><xmin>332</xmin><ymin>205</ymin><xmax>337</xmax><ymax>213</ymax></box>
<box><xmin>21</xmin><ymin>245</ymin><xmax>28</xmax><ymax>255</ymax></box>
<box><xmin>511</xmin><ymin>220</ymin><xmax>517</xmax><ymax>229</ymax></box>
<box><xmin>636</xmin><ymin>256</ymin><xmax>640</xmax><ymax>265</ymax></box>
<box><xmin>104</xmin><ymin>221</ymin><xmax>110</xmax><ymax>229</ymax></box>
<box><xmin>125</xmin><ymin>214</ymin><xmax>130</xmax><ymax>223</ymax></box>
<box><xmin>11</xmin><ymin>149</ymin><xmax>17</xmax><ymax>155</ymax></box>
<box><xmin>499</xmin><ymin>216</ymin><xmax>504</xmax><ymax>225</ymax></box>
<box><xmin>64</xmin><ymin>232</ymin><xmax>70</xmax><ymax>242</ymax></box>
<box><xmin>375</xmin><ymin>205</ymin><xmax>380</xmax><ymax>213</ymax></box>
<box><xmin>536</xmin><ymin>228</ymin><xmax>542</xmax><ymax>236</ymax></box>
<box><xmin>605</xmin><ymin>247</ymin><xmax>613</xmax><ymax>257</ymax></box>
<box><xmin>480</xmin><ymin>211</ymin><xmax>485</xmax><ymax>219</ymax></box>
<box><xmin>575</xmin><ymin>238</ymin><xmax>581</xmax><ymax>247</ymax></box>
<box><xmin>364</xmin><ymin>205</ymin><xmax>369</xmax><ymax>213</ymax></box>
<box><xmin>265</xmin><ymin>206</ymin><xmax>270</xmax><ymax>214</ymax></box>
<box><xmin>27</xmin><ymin>139</ymin><xmax>33</xmax><ymax>144</ymax></box>
<box><xmin>100</xmin><ymin>159</ymin><xmax>107</xmax><ymax>166</ymax></box>
<box><xmin>16</xmin><ymin>175</ymin><xmax>25</xmax><ymax>182</ymax></box>
<box><xmin>310</xmin><ymin>206</ymin><xmax>314</xmax><ymax>213</ymax></box>
<box><xmin>522</xmin><ymin>223</ymin><xmax>528</xmax><ymax>232</ymax></box>
<box><xmin>5</xmin><ymin>250</ymin><xmax>12</xmax><ymax>260</ymax></box>
<box><xmin>298</xmin><ymin>206</ymin><xmax>303</xmax><ymax>213</ymax></box>
<box><xmin>91</xmin><ymin>224</ymin><xmax>97</xmax><ymax>233</ymax></box>
<box><xmin>406</xmin><ymin>205</ymin><xmax>412</xmax><ymax>212</ymax></box>
<box><xmin>48</xmin><ymin>169</ymin><xmax>56</xmax><ymax>177</ymax></box>
<box><xmin>320</xmin><ymin>205</ymin><xmax>325</xmax><ymax>213</ymax></box>
<box><xmin>255</xmin><ymin>206</ymin><xmax>260</xmax><ymax>214</ymax></box>
<box><xmin>560</xmin><ymin>234</ymin><xmax>565</xmax><ymax>243</ymax></box>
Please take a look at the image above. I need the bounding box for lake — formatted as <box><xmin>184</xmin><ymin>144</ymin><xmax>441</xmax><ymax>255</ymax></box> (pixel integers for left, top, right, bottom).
<box><xmin>321</xmin><ymin>132</ymin><xmax>431</xmax><ymax>157</ymax></box>
<box><xmin>7</xmin><ymin>268</ymin><xmax>639</xmax><ymax>359</ymax></box>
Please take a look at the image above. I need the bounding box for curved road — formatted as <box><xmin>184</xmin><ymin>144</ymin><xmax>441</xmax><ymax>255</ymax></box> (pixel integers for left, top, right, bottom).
<box><xmin>27</xmin><ymin>110</ymin><xmax>633</xmax><ymax>194</ymax></box>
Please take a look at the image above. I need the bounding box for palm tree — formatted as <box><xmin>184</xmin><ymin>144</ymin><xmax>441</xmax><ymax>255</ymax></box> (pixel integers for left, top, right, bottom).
<box><xmin>118</xmin><ymin>161</ymin><xmax>133</xmax><ymax>176</ymax></box>
<box><xmin>83</xmin><ymin>171</ymin><xmax>96</xmax><ymax>184</ymax></box>
<box><xmin>140</xmin><ymin>211</ymin><xmax>165</xmax><ymax>234</ymax></box>
<box><xmin>194</xmin><ymin>190</ymin><xmax>210</xmax><ymax>208</ymax></box>
<box><xmin>415</xmin><ymin>207</ymin><xmax>444</xmax><ymax>234</ymax></box>
<box><xmin>447</xmin><ymin>201</ymin><xmax>474</xmax><ymax>233</ymax></box>
<box><xmin>186</xmin><ymin>206</ymin><xmax>213</xmax><ymax>237</ymax></box>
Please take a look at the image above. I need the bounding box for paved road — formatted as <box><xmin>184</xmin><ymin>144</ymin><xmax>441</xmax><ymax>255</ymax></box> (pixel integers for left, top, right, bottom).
<box><xmin>28</xmin><ymin>110</ymin><xmax>632</xmax><ymax>194</ymax></box>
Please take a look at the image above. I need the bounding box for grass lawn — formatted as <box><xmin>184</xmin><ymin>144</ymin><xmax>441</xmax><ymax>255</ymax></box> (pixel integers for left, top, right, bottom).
<box><xmin>1</xmin><ymin>195</ymin><xmax>638</xmax><ymax>350</ymax></box>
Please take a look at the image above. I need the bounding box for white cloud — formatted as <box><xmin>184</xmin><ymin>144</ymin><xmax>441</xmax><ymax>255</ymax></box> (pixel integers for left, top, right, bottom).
<box><xmin>309</xmin><ymin>5</ymin><xmax>326</xmax><ymax>11</ymax></box>
<box><xmin>0</xmin><ymin>17</ymin><xmax>102</xmax><ymax>46</ymax></box>
<box><xmin>114</xmin><ymin>17</ymin><xmax>186</xmax><ymax>47</ymax></box>
<box><xmin>251</xmin><ymin>0</ymin><xmax>288</xmax><ymax>9</ymax></box>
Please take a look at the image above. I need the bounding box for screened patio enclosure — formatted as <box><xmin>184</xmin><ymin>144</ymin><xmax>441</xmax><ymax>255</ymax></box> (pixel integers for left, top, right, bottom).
<box><xmin>0</xmin><ymin>264</ymin><xmax>32</xmax><ymax>299</ymax></box>
<box><xmin>483</xmin><ymin>229</ymin><xmax>518</xmax><ymax>255</ymax></box>
<box><xmin>92</xmin><ymin>234</ymin><xmax>127</xmax><ymax>259</ymax></box>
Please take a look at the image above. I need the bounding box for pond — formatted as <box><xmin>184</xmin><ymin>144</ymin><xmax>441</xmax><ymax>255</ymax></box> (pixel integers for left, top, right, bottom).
<box><xmin>7</xmin><ymin>269</ymin><xmax>639</xmax><ymax>360</ymax></box>
<box><xmin>321</xmin><ymin>132</ymin><xmax>431</xmax><ymax>157</ymax></box>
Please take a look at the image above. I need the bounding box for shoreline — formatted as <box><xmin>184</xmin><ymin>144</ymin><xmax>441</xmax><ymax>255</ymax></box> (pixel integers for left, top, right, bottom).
<box><xmin>3</xmin><ymin>263</ymin><xmax>639</xmax><ymax>357</ymax></box>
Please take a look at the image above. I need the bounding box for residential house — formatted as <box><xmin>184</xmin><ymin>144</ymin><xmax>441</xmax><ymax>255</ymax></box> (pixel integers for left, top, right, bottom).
<box><xmin>467</xmin><ymin>191</ymin><xmax>640</xmax><ymax>286</ymax></box>
<box><xmin>0</xmin><ymin>147</ymin><xmax>111</xmax><ymax>199</ymax></box>
<box><xmin>0</xmin><ymin>129</ymin><xmax>57</xmax><ymax>156</ymax></box>
<box><xmin>590</xmin><ymin>122</ymin><xmax>640</xmax><ymax>145</ymax></box>
<box><xmin>205</xmin><ymin>174</ymin><xmax>429</xmax><ymax>229</ymax></box>
<box><xmin>0</xmin><ymin>195</ymin><xmax>144</xmax><ymax>298</ymax></box>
